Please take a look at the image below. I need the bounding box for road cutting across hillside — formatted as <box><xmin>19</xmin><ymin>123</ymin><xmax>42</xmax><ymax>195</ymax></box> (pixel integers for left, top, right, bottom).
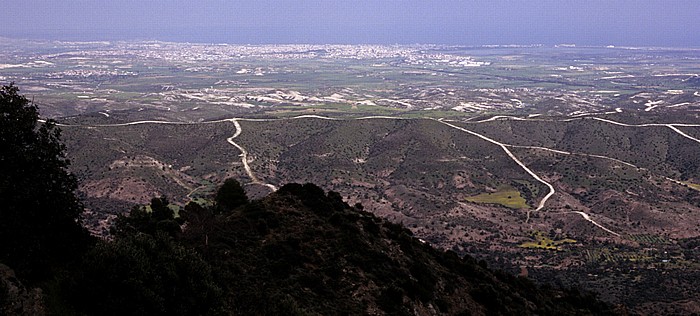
<box><xmin>47</xmin><ymin>112</ymin><xmax>700</xmax><ymax>237</ymax></box>
<box><xmin>227</xmin><ymin>119</ymin><xmax>278</xmax><ymax>192</ymax></box>
<box><xmin>435</xmin><ymin>120</ymin><xmax>556</xmax><ymax>219</ymax></box>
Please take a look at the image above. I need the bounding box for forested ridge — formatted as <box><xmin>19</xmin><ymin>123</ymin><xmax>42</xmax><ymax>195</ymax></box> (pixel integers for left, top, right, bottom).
<box><xmin>0</xmin><ymin>84</ymin><xmax>623</xmax><ymax>315</ymax></box>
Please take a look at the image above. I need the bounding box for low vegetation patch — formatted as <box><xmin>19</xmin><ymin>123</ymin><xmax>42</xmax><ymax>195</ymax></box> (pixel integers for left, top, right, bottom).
<box><xmin>627</xmin><ymin>234</ymin><xmax>669</xmax><ymax>245</ymax></box>
<box><xmin>466</xmin><ymin>186</ymin><xmax>529</xmax><ymax>209</ymax></box>
<box><xmin>520</xmin><ymin>231</ymin><xmax>576</xmax><ymax>251</ymax></box>
<box><xmin>584</xmin><ymin>248</ymin><xmax>654</xmax><ymax>264</ymax></box>
<box><xmin>682</xmin><ymin>181</ymin><xmax>700</xmax><ymax>192</ymax></box>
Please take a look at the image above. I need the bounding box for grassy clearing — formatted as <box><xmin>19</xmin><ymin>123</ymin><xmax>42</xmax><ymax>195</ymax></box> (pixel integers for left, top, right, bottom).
<box><xmin>264</xmin><ymin>103</ymin><xmax>405</xmax><ymax>118</ymax></box>
<box><xmin>465</xmin><ymin>186</ymin><xmax>529</xmax><ymax>209</ymax></box>
<box><xmin>397</xmin><ymin>110</ymin><xmax>475</xmax><ymax>119</ymax></box>
<box><xmin>265</xmin><ymin>104</ymin><xmax>483</xmax><ymax>120</ymax></box>
<box><xmin>143</xmin><ymin>204</ymin><xmax>182</xmax><ymax>217</ymax></box>
<box><xmin>520</xmin><ymin>231</ymin><xmax>576</xmax><ymax>251</ymax></box>
<box><xmin>682</xmin><ymin>181</ymin><xmax>700</xmax><ymax>191</ymax></box>
<box><xmin>189</xmin><ymin>198</ymin><xmax>214</xmax><ymax>207</ymax></box>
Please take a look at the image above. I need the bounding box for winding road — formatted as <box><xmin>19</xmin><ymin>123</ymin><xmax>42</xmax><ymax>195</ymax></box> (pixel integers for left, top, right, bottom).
<box><xmin>590</xmin><ymin>117</ymin><xmax>700</xmax><ymax>144</ymax></box>
<box><xmin>561</xmin><ymin>211</ymin><xmax>621</xmax><ymax>237</ymax></box>
<box><xmin>450</xmin><ymin>114</ymin><xmax>700</xmax><ymax>236</ymax></box>
<box><xmin>46</xmin><ymin>110</ymin><xmax>700</xmax><ymax>237</ymax></box>
<box><xmin>500</xmin><ymin>144</ymin><xmax>638</xmax><ymax>236</ymax></box>
<box><xmin>44</xmin><ymin>117</ymin><xmax>282</xmax><ymax>193</ymax></box>
<box><xmin>435</xmin><ymin>120</ymin><xmax>556</xmax><ymax>216</ymax></box>
<box><xmin>226</xmin><ymin>119</ymin><xmax>278</xmax><ymax>192</ymax></box>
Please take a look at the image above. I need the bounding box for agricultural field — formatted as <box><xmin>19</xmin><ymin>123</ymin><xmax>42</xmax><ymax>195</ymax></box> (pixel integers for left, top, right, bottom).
<box><xmin>519</xmin><ymin>231</ymin><xmax>576</xmax><ymax>251</ymax></box>
<box><xmin>2</xmin><ymin>38</ymin><xmax>700</xmax><ymax>122</ymax></box>
<box><xmin>466</xmin><ymin>186</ymin><xmax>529</xmax><ymax>209</ymax></box>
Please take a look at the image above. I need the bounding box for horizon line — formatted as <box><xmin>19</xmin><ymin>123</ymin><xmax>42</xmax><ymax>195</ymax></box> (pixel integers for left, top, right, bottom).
<box><xmin>2</xmin><ymin>36</ymin><xmax>700</xmax><ymax>50</ymax></box>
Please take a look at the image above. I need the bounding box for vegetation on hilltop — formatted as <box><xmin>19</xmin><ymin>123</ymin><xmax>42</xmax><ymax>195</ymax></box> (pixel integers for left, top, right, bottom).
<box><xmin>62</xmin><ymin>181</ymin><xmax>619</xmax><ymax>315</ymax></box>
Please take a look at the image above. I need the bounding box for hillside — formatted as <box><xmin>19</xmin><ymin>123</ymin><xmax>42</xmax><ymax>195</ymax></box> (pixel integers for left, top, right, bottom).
<box><xmin>211</xmin><ymin>183</ymin><xmax>623</xmax><ymax>315</ymax></box>
<box><xmin>63</xmin><ymin>181</ymin><xmax>621</xmax><ymax>316</ymax></box>
<box><xmin>58</xmin><ymin>112</ymin><xmax>700</xmax><ymax>314</ymax></box>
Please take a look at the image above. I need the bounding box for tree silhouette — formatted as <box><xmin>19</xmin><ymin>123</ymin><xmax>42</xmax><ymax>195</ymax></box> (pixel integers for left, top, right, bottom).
<box><xmin>215</xmin><ymin>178</ymin><xmax>248</xmax><ymax>212</ymax></box>
<box><xmin>112</xmin><ymin>196</ymin><xmax>180</xmax><ymax>238</ymax></box>
<box><xmin>150</xmin><ymin>196</ymin><xmax>174</xmax><ymax>221</ymax></box>
<box><xmin>0</xmin><ymin>83</ymin><xmax>90</xmax><ymax>282</ymax></box>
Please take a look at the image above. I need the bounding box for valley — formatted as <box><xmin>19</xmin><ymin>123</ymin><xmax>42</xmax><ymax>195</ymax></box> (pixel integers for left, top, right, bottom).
<box><xmin>4</xmin><ymin>38</ymin><xmax>700</xmax><ymax>314</ymax></box>
<box><xmin>57</xmin><ymin>111</ymin><xmax>700</xmax><ymax>314</ymax></box>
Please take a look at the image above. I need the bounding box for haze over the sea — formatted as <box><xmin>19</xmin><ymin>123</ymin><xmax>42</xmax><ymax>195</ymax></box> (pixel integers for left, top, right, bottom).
<box><xmin>5</xmin><ymin>0</ymin><xmax>700</xmax><ymax>47</ymax></box>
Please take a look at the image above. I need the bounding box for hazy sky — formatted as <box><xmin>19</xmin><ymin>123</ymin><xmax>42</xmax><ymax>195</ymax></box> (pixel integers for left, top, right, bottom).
<box><xmin>5</xmin><ymin>0</ymin><xmax>700</xmax><ymax>46</ymax></box>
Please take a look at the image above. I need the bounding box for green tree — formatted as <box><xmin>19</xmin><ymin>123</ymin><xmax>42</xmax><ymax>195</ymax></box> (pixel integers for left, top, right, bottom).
<box><xmin>215</xmin><ymin>178</ymin><xmax>248</xmax><ymax>212</ymax></box>
<box><xmin>0</xmin><ymin>84</ymin><xmax>90</xmax><ymax>282</ymax></box>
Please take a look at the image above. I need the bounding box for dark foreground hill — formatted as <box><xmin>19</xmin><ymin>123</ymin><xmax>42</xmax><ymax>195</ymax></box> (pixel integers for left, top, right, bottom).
<box><xmin>205</xmin><ymin>183</ymin><xmax>623</xmax><ymax>315</ymax></box>
<box><xmin>3</xmin><ymin>182</ymin><xmax>624</xmax><ymax>316</ymax></box>
<box><xmin>64</xmin><ymin>182</ymin><xmax>621</xmax><ymax>315</ymax></box>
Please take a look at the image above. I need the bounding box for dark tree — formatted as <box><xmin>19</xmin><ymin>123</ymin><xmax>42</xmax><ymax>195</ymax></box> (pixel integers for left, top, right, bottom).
<box><xmin>68</xmin><ymin>233</ymin><xmax>223</xmax><ymax>316</ymax></box>
<box><xmin>215</xmin><ymin>178</ymin><xmax>248</xmax><ymax>212</ymax></box>
<box><xmin>112</xmin><ymin>196</ymin><xmax>180</xmax><ymax>238</ymax></box>
<box><xmin>0</xmin><ymin>84</ymin><xmax>90</xmax><ymax>282</ymax></box>
<box><xmin>150</xmin><ymin>196</ymin><xmax>174</xmax><ymax>221</ymax></box>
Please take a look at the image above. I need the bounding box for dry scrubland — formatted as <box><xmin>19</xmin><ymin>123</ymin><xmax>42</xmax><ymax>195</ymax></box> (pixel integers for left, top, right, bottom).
<box><xmin>5</xmin><ymin>39</ymin><xmax>700</xmax><ymax>314</ymax></box>
<box><xmin>60</xmin><ymin>111</ymin><xmax>700</xmax><ymax>314</ymax></box>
